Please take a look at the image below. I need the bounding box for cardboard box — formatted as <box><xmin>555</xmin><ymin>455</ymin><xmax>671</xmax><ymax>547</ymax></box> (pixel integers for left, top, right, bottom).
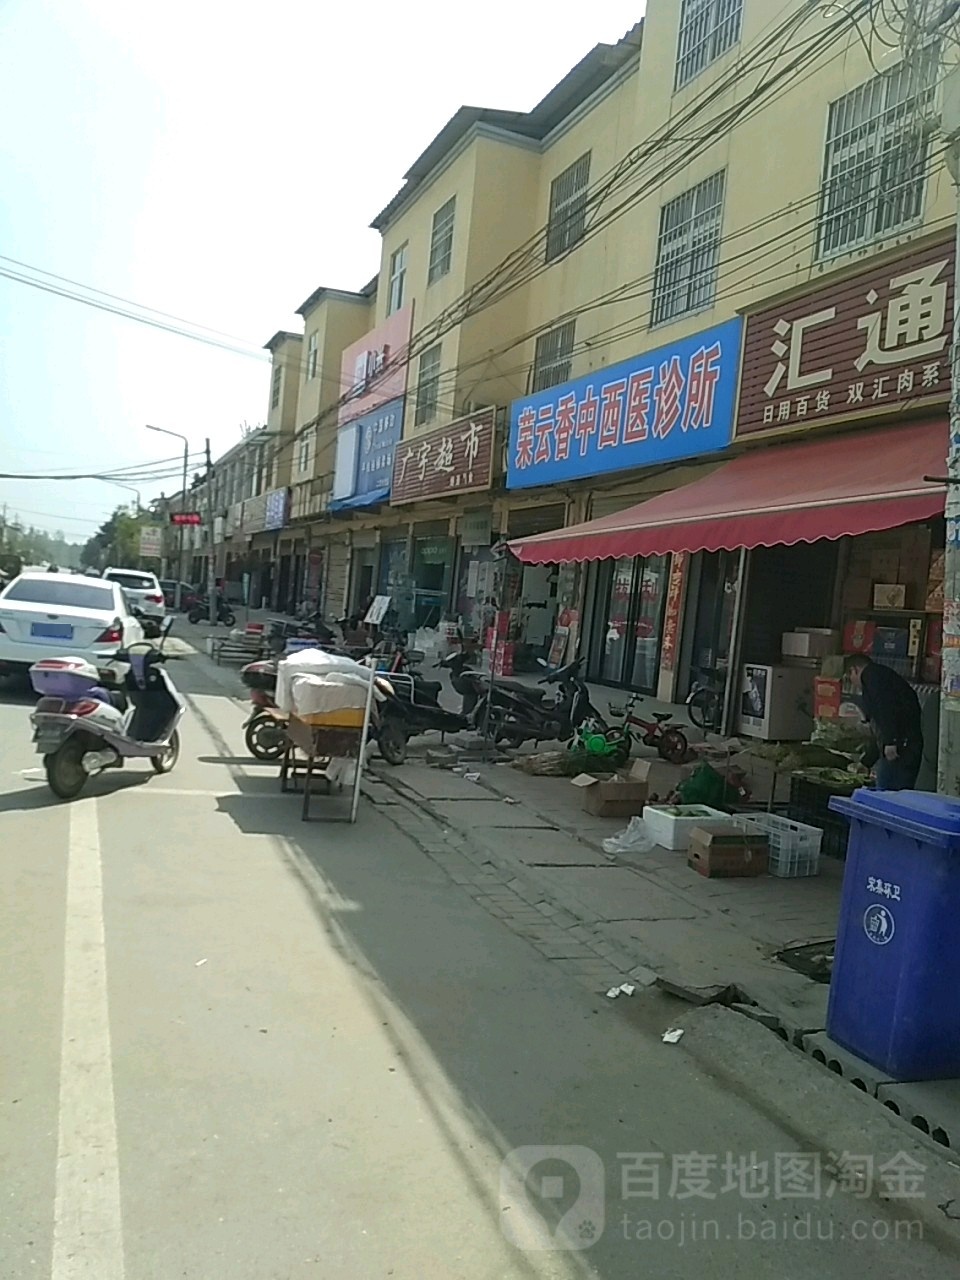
<box><xmin>843</xmin><ymin>620</ymin><xmax>876</xmax><ymax>654</ymax></box>
<box><xmin>813</xmin><ymin>677</ymin><xmax>842</xmax><ymax>718</ymax></box>
<box><xmin>926</xmin><ymin>580</ymin><xmax>945</xmax><ymax>612</ymax></box>
<box><xmin>571</xmin><ymin>764</ymin><xmax>650</xmax><ymax>817</ymax></box>
<box><xmin>782</xmin><ymin>628</ymin><xmax>840</xmax><ymax>658</ymax></box>
<box><xmin>871</xmin><ymin>551</ymin><xmax>900</xmax><ymax>580</ymax></box>
<box><xmin>873</xmin><ymin>583</ymin><xmax>906</xmax><ymax>609</ymax></box>
<box><xmin>873</xmin><ymin>626</ymin><xmax>909</xmax><ymax>659</ymax></box>
<box><xmin>841</xmin><ymin>577</ymin><xmax>872</xmax><ymax>609</ymax></box>
<box><xmin>687</xmin><ymin>824</ymin><xmax>769</xmax><ymax>878</ymax></box>
<box><xmin>929</xmin><ymin>551</ymin><xmax>946</xmax><ymax>581</ymax></box>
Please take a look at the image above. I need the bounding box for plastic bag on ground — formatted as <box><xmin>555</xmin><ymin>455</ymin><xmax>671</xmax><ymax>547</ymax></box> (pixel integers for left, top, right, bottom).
<box><xmin>602</xmin><ymin>816</ymin><xmax>654</xmax><ymax>855</ymax></box>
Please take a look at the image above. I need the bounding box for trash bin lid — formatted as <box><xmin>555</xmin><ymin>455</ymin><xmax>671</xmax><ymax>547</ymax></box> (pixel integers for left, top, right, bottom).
<box><xmin>844</xmin><ymin>788</ymin><xmax>960</xmax><ymax>836</ymax></box>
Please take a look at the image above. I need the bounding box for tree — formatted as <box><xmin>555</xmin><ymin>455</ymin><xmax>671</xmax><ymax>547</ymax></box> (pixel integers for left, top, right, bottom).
<box><xmin>80</xmin><ymin>506</ymin><xmax>147</xmax><ymax>569</ymax></box>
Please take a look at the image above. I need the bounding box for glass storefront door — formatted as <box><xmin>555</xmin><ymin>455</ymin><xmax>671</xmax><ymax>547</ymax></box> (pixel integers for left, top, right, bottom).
<box><xmin>588</xmin><ymin>554</ymin><xmax>669</xmax><ymax>692</ymax></box>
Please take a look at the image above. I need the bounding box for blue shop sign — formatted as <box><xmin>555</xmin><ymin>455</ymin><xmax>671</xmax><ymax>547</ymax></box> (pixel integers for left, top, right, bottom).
<box><xmin>506</xmin><ymin>317</ymin><xmax>742</xmax><ymax>489</ymax></box>
<box><xmin>330</xmin><ymin>395</ymin><xmax>404</xmax><ymax>510</ymax></box>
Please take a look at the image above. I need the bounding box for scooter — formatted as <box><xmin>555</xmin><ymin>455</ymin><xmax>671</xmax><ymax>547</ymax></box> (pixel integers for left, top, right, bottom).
<box><xmin>187</xmin><ymin>597</ymin><xmax>236</xmax><ymax>627</ymax></box>
<box><xmin>28</xmin><ymin>621</ymin><xmax>185</xmax><ymax>800</ymax></box>
<box><xmin>439</xmin><ymin>649</ymin><xmax>549</xmax><ymax>721</ymax></box>
<box><xmin>472</xmin><ymin>656</ymin><xmax>603</xmax><ymax>749</ymax></box>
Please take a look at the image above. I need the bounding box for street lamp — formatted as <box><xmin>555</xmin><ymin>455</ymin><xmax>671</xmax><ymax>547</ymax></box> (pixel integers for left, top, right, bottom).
<box><xmin>146</xmin><ymin>424</ymin><xmax>189</xmax><ymax>612</ymax></box>
<box><xmin>100</xmin><ymin>478</ymin><xmax>141</xmax><ymax>516</ymax></box>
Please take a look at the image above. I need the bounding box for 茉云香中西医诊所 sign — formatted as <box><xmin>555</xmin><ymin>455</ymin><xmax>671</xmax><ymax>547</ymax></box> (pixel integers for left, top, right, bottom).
<box><xmin>506</xmin><ymin>317</ymin><xmax>742</xmax><ymax>489</ymax></box>
<box><xmin>736</xmin><ymin>234</ymin><xmax>954</xmax><ymax>437</ymax></box>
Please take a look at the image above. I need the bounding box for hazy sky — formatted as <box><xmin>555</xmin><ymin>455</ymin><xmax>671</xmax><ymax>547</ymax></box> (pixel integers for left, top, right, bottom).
<box><xmin>0</xmin><ymin>0</ymin><xmax>644</xmax><ymax>543</ymax></box>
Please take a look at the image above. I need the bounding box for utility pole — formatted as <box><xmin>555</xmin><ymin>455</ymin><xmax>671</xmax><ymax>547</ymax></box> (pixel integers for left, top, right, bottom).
<box><xmin>933</xmin><ymin>12</ymin><xmax>960</xmax><ymax>791</ymax></box>
<box><xmin>147</xmin><ymin>424</ymin><xmax>190</xmax><ymax>610</ymax></box>
<box><xmin>205</xmin><ymin>439</ymin><xmax>218</xmax><ymax>625</ymax></box>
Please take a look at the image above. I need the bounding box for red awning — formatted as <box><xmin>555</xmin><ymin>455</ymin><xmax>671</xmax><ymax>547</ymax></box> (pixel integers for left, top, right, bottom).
<box><xmin>509</xmin><ymin>420</ymin><xmax>948</xmax><ymax>564</ymax></box>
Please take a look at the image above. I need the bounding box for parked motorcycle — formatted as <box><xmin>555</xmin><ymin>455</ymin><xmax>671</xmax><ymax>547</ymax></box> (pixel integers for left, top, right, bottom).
<box><xmin>446</xmin><ymin>653</ymin><xmax>603</xmax><ymax>749</ymax></box>
<box><xmin>28</xmin><ymin>622</ymin><xmax>185</xmax><ymax>800</ymax></box>
<box><xmin>187</xmin><ymin>597</ymin><xmax>236</xmax><ymax>627</ymax></box>
<box><xmin>439</xmin><ymin>649</ymin><xmax>549</xmax><ymax>721</ymax></box>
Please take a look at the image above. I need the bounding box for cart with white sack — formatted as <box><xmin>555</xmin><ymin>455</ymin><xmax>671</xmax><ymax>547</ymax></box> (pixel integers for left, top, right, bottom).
<box><xmin>274</xmin><ymin>649</ymin><xmax>388</xmax><ymax>822</ymax></box>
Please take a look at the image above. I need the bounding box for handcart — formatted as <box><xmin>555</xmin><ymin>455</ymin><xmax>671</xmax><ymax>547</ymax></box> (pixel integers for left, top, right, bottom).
<box><xmin>279</xmin><ymin>660</ymin><xmax>378</xmax><ymax>823</ymax></box>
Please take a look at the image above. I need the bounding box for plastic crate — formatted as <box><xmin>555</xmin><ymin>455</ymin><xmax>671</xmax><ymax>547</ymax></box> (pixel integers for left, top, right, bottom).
<box><xmin>788</xmin><ymin>776</ymin><xmax>856</xmax><ymax>860</ymax></box>
<box><xmin>733</xmin><ymin>812</ymin><xmax>822</xmax><ymax>878</ymax></box>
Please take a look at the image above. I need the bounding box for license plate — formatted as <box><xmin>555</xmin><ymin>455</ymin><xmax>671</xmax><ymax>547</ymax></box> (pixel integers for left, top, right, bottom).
<box><xmin>31</xmin><ymin>622</ymin><xmax>73</xmax><ymax>640</ymax></box>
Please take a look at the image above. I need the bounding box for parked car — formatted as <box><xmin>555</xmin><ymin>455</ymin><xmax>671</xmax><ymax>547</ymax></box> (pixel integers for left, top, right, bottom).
<box><xmin>159</xmin><ymin>579</ymin><xmax>199</xmax><ymax>611</ymax></box>
<box><xmin>0</xmin><ymin>571</ymin><xmax>144</xmax><ymax>677</ymax></box>
<box><xmin>101</xmin><ymin>568</ymin><xmax>166</xmax><ymax>620</ymax></box>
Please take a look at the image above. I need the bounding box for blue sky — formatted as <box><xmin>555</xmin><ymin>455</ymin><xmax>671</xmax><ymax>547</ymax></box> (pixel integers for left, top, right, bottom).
<box><xmin>0</xmin><ymin>0</ymin><xmax>644</xmax><ymax>545</ymax></box>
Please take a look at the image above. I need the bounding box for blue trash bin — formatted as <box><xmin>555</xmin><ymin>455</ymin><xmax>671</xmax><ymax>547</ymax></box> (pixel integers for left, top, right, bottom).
<box><xmin>827</xmin><ymin>789</ymin><xmax>960</xmax><ymax>1081</ymax></box>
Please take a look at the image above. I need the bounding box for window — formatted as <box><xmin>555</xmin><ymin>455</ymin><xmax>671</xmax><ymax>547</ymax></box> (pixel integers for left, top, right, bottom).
<box><xmin>270</xmin><ymin>365</ymin><xmax>282</xmax><ymax>409</ymax></box>
<box><xmin>531</xmin><ymin>320</ymin><xmax>576</xmax><ymax>394</ymax></box>
<box><xmin>546</xmin><ymin>152</ymin><xmax>591</xmax><ymax>262</ymax></box>
<box><xmin>307</xmin><ymin>330</ymin><xmax>319</xmax><ymax>380</ymax></box>
<box><xmin>298</xmin><ymin>430</ymin><xmax>311</xmax><ymax>474</ymax></box>
<box><xmin>414</xmin><ymin>343</ymin><xmax>442</xmax><ymax>426</ymax></box>
<box><xmin>388</xmin><ymin>243</ymin><xmax>407</xmax><ymax>314</ymax></box>
<box><xmin>3</xmin><ymin>578</ymin><xmax>114</xmax><ymax>611</ymax></box>
<box><xmin>816</xmin><ymin>51</ymin><xmax>938</xmax><ymax>260</ymax></box>
<box><xmin>428</xmin><ymin>197</ymin><xmax>456</xmax><ymax>284</ymax></box>
<box><xmin>675</xmin><ymin>0</ymin><xmax>742</xmax><ymax>91</ymax></box>
<box><xmin>651</xmin><ymin>170</ymin><xmax>725</xmax><ymax>327</ymax></box>
<box><xmin>103</xmin><ymin>571</ymin><xmax>158</xmax><ymax>591</ymax></box>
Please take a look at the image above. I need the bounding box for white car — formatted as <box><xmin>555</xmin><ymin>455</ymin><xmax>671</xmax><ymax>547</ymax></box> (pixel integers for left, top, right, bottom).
<box><xmin>0</xmin><ymin>572</ymin><xmax>144</xmax><ymax>677</ymax></box>
<box><xmin>101</xmin><ymin>568</ymin><xmax>167</xmax><ymax>620</ymax></box>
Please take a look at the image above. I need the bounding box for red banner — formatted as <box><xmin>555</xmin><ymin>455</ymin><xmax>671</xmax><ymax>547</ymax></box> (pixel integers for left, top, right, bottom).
<box><xmin>660</xmin><ymin>552</ymin><xmax>687</xmax><ymax>672</ymax></box>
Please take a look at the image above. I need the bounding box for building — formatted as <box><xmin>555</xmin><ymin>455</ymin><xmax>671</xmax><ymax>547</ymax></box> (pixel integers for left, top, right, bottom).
<box><xmin>231</xmin><ymin>0</ymin><xmax>954</xmax><ymax>738</ymax></box>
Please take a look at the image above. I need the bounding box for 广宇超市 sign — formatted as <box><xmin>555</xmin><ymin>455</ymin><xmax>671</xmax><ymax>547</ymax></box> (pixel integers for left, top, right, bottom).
<box><xmin>391</xmin><ymin>407</ymin><xmax>495</xmax><ymax>505</ymax></box>
<box><xmin>506</xmin><ymin>317</ymin><xmax>742</xmax><ymax>490</ymax></box>
<box><xmin>736</xmin><ymin>235</ymin><xmax>954</xmax><ymax>437</ymax></box>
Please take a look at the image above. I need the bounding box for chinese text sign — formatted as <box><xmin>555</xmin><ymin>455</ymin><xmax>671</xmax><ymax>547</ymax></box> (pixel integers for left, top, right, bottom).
<box><xmin>736</xmin><ymin>236</ymin><xmax>954</xmax><ymax>437</ymax></box>
<box><xmin>391</xmin><ymin>408</ymin><xmax>495</xmax><ymax>505</ymax></box>
<box><xmin>337</xmin><ymin>306</ymin><xmax>413</xmax><ymax>427</ymax></box>
<box><xmin>355</xmin><ymin>397</ymin><xmax>404</xmax><ymax>498</ymax></box>
<box><xmin>507</xmin><ymin>318</ymin><xmax>742</xmax><ymax>490</ymax></box>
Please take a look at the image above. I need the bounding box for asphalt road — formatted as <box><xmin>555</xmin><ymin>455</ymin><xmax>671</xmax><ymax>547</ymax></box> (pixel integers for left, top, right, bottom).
<box><xmin>0</xmin><ymin>655</ymin><xmax>953</xmax><ymax>1278</ymax></box>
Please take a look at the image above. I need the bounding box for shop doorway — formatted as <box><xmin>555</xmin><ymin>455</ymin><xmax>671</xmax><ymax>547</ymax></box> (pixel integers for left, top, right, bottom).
<box><xmin>587</xmin><ymin>554</ymin><xmax>669</xmax><ymax>693</ymax></box>
<box><xmin>684</xmin><ymin>550</ymin><xmax>741</xmax><ymax>698</ymax></box>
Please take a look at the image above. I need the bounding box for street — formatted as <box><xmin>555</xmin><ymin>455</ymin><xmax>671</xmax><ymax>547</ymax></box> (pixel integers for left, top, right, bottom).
<box><xmin>0</xmin><ymin>654</ymin><xmax>956</xmax><ymax>1279</ymax></box>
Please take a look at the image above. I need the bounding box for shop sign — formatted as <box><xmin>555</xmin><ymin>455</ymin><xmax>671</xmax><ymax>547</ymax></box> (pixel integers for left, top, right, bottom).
<box><xmin>660</xmin><ymin>552</ymin><xmax>688</xmax><ymax>672</ymax></box>
<box><xmin>460</xmin><ymin>509</ymin><xmax>493</xmax><ymax>548</ymax></box>
<box><xmin>330</xmin><ymin>397</ymin><xmax>404</xmax><ymax>510</ymax></box>
<box><xmin>264</xmin><ymin>488</ymin><xmax>289</xmax><ymax>531</ymax></box>
<box><xmin>736</xmin><ymin>235</ymin><xmax>954</xmax><ymax>438</ymax></box>
<box><xmin>507</xmin><ymin>317</ymin><xmax>742</xmax><ymax>490</ymax></box>
<box><xmin>338</xmin><ymin>306</ymin><xmax>413</xmax><ymax>427</ymax></box>
<box><xmin>391</xmin><ymin>407</ymin><xmax>495</xmax><ymax>505</ymax></box>
<box><xmin>242</xmin><ymin>492</ymin><xmax>267</xmax><ymax>534</ymax></box>
<box><xmin>138</xmin><ymin>526</ymin><xmax>162</xmax><ymax>558</ymax></box>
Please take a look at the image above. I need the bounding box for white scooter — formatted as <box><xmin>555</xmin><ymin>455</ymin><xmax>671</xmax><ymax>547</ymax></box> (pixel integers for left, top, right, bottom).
<box><xmin>28</xmin><ymin>620</ymin><xmax>186</xmax><ymax>800</ymax></box>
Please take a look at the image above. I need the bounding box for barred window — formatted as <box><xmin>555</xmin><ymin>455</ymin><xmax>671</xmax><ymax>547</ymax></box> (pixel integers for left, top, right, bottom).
<box><xmin>428</xmin><ymin>197</ymin><xmax>456</xmax><ymax>284</ymax></box>
<box><xmin>817</xmin><ymin>51</ymin><xmax>938</xmax><ymax>259</ymax></box>
<box><xmin>532</xmin><ymin>320</ymin><xmax>576</xmax><ymax>394</ymax></box>
<box><xmin>675</xmin><ymin>0</ymin><xmax>742</xmax><ymax>91</ymax></box>
<box><xmin>651</xmin><ymin>171</ymin><xmax>725</xmax><ymax>327</ymax></box>
<box><xmin>546</xmin><ymin>153</ymin><xmax>591</xmax><ymax>263</ymax></box>
<box><xmin>415</xmin><ymin>344</ymin><xmax>442</xmax><ymax>426</ymax></box>
<box><xmin>270</xmin><ymin>365</ymin><xmax>282</xmax><ymax>409</ymax></box>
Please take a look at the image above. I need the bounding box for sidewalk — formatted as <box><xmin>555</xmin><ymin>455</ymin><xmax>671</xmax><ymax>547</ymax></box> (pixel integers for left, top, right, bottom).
<box><xmin>371</xmin><ymin>749</ymin><xmax>840</xmax><ymax>1036</ymax></box>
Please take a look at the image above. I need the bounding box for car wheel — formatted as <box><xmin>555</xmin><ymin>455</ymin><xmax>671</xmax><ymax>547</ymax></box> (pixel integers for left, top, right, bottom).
<box><xmin>45</xmin><ymin>739</ymin><xmax>88</xmax><ymax>800</ymax></box>
<box><xmin>150</xmin><ymin>729</ymin><xmax>180</xmax><ymax>774</ymax></box>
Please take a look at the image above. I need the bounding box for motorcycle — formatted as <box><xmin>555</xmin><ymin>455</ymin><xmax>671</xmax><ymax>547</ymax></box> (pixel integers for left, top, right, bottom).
<box><xmin>439</xmin><ymin>649</ymin><xmax>550</xmax><ymax>722</ymax></box>
<box><xmin>28</xmin><ymin>621</ymin><xmax>185</xmax><ymax>800</ymax></box>
<box><xmin>187</xmin><ymin>597</ymin><xmax>236</xmax><ymax>627</ymax></box>
<box><xmin>452</xmin><ymin>654</ymin><xmax>603</xmax><ymax>749</ymax></box>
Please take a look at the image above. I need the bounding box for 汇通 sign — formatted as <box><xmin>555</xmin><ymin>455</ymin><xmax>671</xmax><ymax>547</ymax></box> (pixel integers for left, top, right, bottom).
<box><xmin>391</xmin><ymin>407</ymin><xmax>495</xmax><ymax>505</ymax></box>
<box><xmin>507</xmin><ymin>318</ymin><xmax>742</xmax><ymax>490</ymax></box>
<box><xmin>736</xmin><ymin>235</ymin><xmax>954</xmax><ymax>437</ymax></box>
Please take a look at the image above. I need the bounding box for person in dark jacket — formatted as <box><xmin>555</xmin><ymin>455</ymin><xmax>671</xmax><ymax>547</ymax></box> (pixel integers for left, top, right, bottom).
<box><xmin>844</xmin><ymin>654</ymin><xmax>922</xmax><ymax>790</ymax></box>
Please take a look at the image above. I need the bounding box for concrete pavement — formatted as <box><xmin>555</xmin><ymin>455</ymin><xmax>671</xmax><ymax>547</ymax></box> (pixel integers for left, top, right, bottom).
<box><xmin>2</xmin><ymin>656</ymin><xmax>959</xmax><ymax>1276</ymax></box>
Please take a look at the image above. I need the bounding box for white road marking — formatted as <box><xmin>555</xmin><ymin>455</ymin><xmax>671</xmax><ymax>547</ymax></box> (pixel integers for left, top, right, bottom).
<box><xmin>52</xmin><ymin>799</ymin><xmax>125</xmax><ymax>1280</ymax></box>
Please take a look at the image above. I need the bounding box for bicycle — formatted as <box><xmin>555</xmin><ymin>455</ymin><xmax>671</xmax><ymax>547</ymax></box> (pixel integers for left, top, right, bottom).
<box><xmin>608</xmin><ymin>693</ymin><xmax>689</xmax><ymax>765</ymax></box>
<box><xmin>686</xmin><ymin>665</ymin><xmax>726</xmax><ymax>733</ymax></box>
